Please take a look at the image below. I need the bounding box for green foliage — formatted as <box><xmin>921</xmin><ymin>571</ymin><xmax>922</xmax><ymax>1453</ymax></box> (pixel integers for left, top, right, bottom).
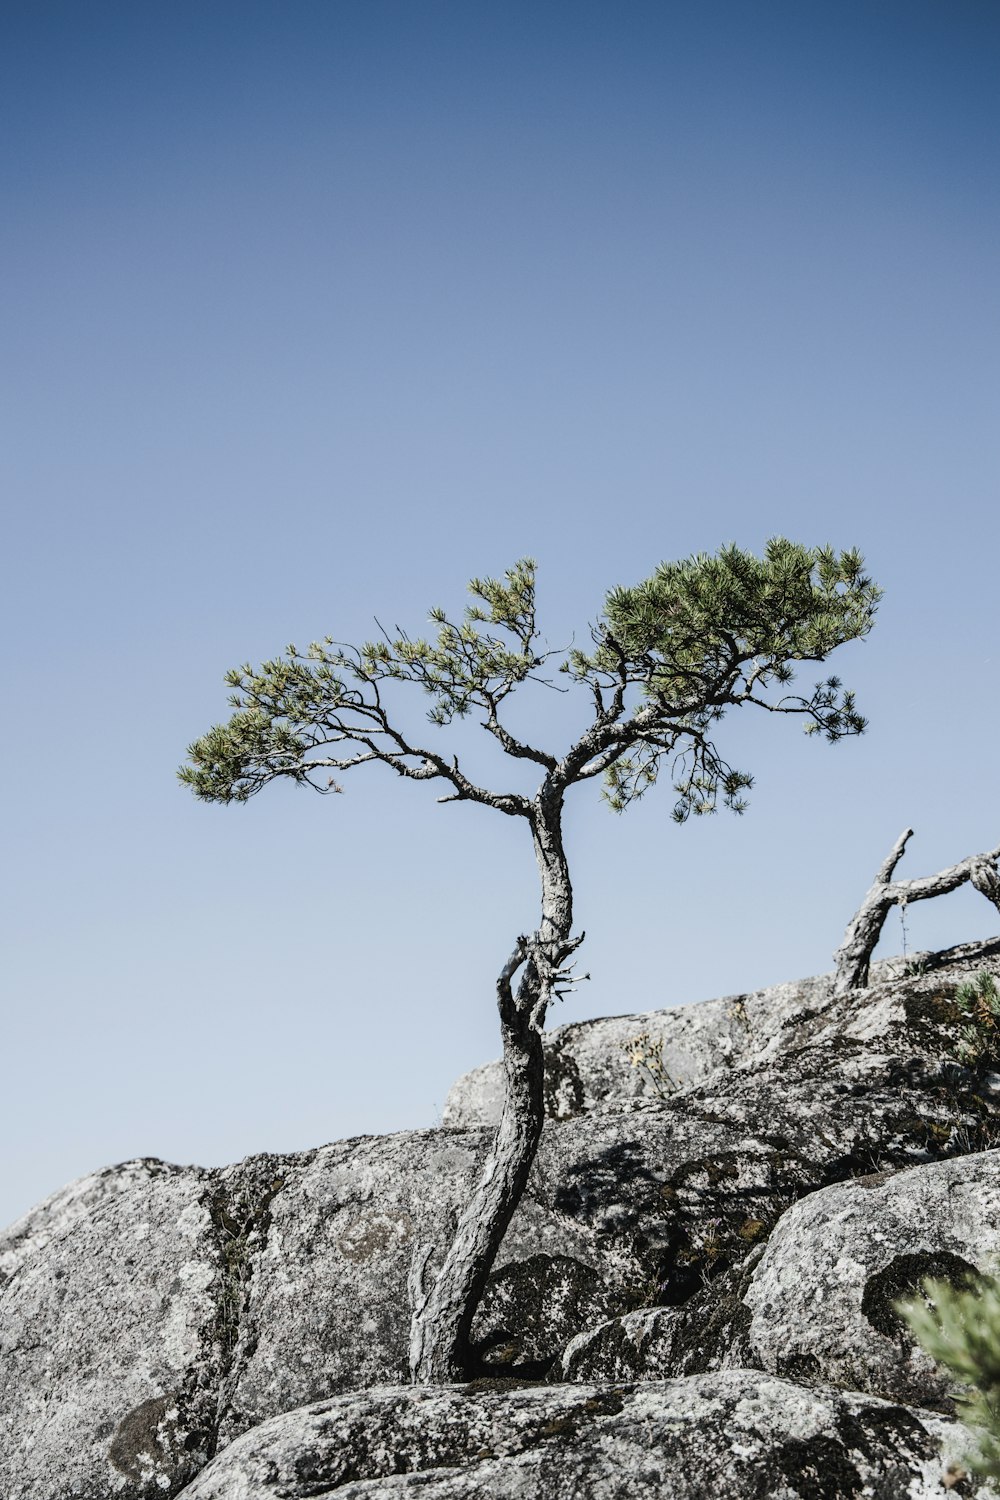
<box><xmin>955</xmin><ymin>972</ymin><xmax>1000</xmax><ymax>1067</ymax></box>
<box><xmin>569</xmin><ymin>539</ymin><xmax>880</xmax><ymax>815</ymax></box>
<box><xmin>179</xmin><ymin>559</ymin><xmax>544</xmax><ymax>802</ymax></box>
<box><xmin>900</xmin><ymin>1272</ymin><xmax>1000</xmax><ymax>1486</ymax></box>
<box><xmin>362</xmin><ymin>556</ymin><xmax>543</xmax><ymax>726</ymax></box>
<box><xmin>178</xmin><ymin>703</ymin><xmax>312</xmax><ymax>803</ymax></box>
<box><xmin>613</xmin><ymin>538</ymin><xmax>875</xmax><ymax>676</ymax></box>
<box><xmin>179</xmin><ymin>541</ymin><xmax>880</xmax><ymax>818</ymax></box>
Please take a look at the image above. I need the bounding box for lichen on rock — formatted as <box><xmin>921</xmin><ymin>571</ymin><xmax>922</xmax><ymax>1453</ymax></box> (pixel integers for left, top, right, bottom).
<box><xmin>174</xmin><ymin>1371</ymin><xmax>987</xmax><ymax>1499</ymax></box>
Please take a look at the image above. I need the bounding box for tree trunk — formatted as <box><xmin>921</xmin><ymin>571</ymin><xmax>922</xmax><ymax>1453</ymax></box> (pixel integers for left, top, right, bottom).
<box><xmin>834</xmin><ymin>829</ymin><xmax>1000</xmax><ymax>994</ymax></box>
<box><xmin>408</xmin><ymin>795</ymin><xmax>575</xmax><ymax>1384</ymax></box>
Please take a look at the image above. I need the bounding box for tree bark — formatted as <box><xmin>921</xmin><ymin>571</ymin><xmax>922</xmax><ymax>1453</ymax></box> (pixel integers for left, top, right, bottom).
<box><xmin>408</xmin><ymin>792</ymin><xmax>576</xmax><ymax>1383</ymax></box>
<box><xmin>833</xmin><ymin>829</ymin><xmax>1000</xmax><ymax>994</ymax></box>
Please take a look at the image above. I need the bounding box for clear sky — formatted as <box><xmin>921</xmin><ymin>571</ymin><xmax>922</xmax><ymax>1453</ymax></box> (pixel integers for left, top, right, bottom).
<box><xmin>2</xmin><ymin>1</ymin><xmax>998</xmax><ymax>1232</ymax></box>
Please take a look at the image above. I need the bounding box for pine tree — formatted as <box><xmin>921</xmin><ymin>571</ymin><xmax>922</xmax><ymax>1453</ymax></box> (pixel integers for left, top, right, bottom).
<box><xmin>902</xmin><ymin>1274</ymin><xmax>1000</xmax><ymax>1486</ymax></box>
<box><xmin>180</xmin><ymin>538</ymin><xmax>880</xmax><ymax>1383</ymax></box>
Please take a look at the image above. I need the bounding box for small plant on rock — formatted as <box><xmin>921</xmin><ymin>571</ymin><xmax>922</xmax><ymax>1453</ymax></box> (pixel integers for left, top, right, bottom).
<box><xmin>686</xmin><ymin>1215</ymin><xmax>726</xmax><ymax>1285</ymax></box>
<box><xmin>955</xmin><ymin>972</ymin><xmax>1000</xmax><ymax>1067</ymax></box>
<box><xmin>900</xmin><ymin>1272</ymin><xmax>1000</xmax><ymax>1488</ymax></box>
<box><xmin>624</xmin><ymin>1030</ymin><xmax>680</xmax><ymax>1100</ymax></box>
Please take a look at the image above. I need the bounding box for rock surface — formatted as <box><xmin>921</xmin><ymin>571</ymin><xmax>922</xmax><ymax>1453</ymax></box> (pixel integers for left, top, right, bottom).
<box><xmin>176</xmin><ymin>1371</ymin><xmax>985</xmax><ymax>1499</ymax></box>
<box><xmin>215</xmin><ymin>1131</ymin><xmax>486</xmax><ymax>1443</ymax></box>
<box><xmin>8</xmin><ymin>1053</ymin><xmax>974</xmax><ymax>1496</ymax></box>
<box><xmin>723</xmin><ymin>1150</ymin><xmax>1000</xmax><ymax>1407</ymax></box>
<box><xmin>443</xmin><ymin>937</ymin><xmax>1000</xmax><ymax>1127</ymax></box>
<box><xmin>0</xmin><ymin>1157</ymin><xmax>184</xmax><ymax>1289</ymax></box>
<box><xmin>3</xmin><ymin>937</ymin><xmax>999</xmax><ymax>1498</ymax></box>
<box><xmin>563</xmin><ymin>1144</ymin><xmax>1000</xmax><ymax>1406</ymax></box>
<box><xmin>562</xmin><ymin>1301</ymin><xmax>688</xmax><ymax>1384</ymax></box>
<box><xmin>0</xmin><ymin>1165</ymin><xmax>220</xmax><ymax>1499</ymax></box>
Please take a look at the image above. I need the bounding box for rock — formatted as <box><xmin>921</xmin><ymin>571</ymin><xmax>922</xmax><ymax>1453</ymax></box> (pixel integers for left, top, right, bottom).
<box><xmin>189</xmin><ymin>1054</ymin><xmax>994</xmax><ymax>1448</ymax></box>
<box><xmin>4</xmin><ymin>1054</ymin><xmax>981</xmax><ymax>1496</ymax></box>
<box><xmin>0</xmin><ymin>1163</ymin><xmax>221</xmax><ymax>1500</ymax></box>
<box><xmin>445</xmin><ymin>974</ymin><xmax>831</xmax><ymax>1128</ymax></box>
<box><xmin>472</xmin><ymin>1253</ymin><xmax>619</xmax><ymax>1376</ymax></box>
<box><xmin>5</xmin><ymin>942</ymin><xmax>1000</xmax><ymax>1497</ymax></box>
<box><xmin>0</xmin><ymin>1158</ymin><xmax>186</xmax><ymax>1289</ymax></box>
<box><xmin>561</xmin><ymin>1303</ymin><xmax>687</xmax><ymax>1383</ymax></box>
<box><xmin>564</xmin><ymin>1150</ymin><xmax>1000</xmax><ymax>1411</ymax></box>
<box><xmin>443</xmin><ymin>937</ymin><xmax>1000</xmax><ymax>1127</ymax></box>
<box><xmin>718</xmin><ymin>1149</ymin><xmax>1000</xmax><ymax>1408</ymax></box>
<box><xmin>561</xmin><ymin>1239</ymin><xmax>774</xmax><ymax>1385</ymax></box>
<box><xmin>175</xmin><ymin>1371</ymin><xmax>985</xmax><ymax>1498</ymax></box>
<box><xmin>218</xmin><ymin>1069</ymin><xmax>925</xmax><ymax>1441</ymax></box>
<box><xmin>214</xmin><ymin>1131</ymin><xmax>486</xmax><ymax>1444</ymax></box>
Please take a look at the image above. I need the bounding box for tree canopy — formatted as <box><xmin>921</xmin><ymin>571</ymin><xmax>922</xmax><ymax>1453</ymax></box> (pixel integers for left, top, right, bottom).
<box><xmin>180</xmin><ymin>538</ymin><xmax>880</xmax><ymax>823</ymax></box>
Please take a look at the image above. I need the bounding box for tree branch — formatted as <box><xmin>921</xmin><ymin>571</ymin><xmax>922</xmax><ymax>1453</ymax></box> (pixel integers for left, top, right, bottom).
<box><xmin>970</xmin><ymin>857</ymin><xmax>1000</xmax><ymax>914</ymax></box>
<box><xmin>834</xmin><ymin>830</ymin><xmax>1000</xmax><ymax>994</ymax></box>
<box><xmin>496</xmin><ymin>935</ymin><xmax>529</xmax><ymax>1027</ymax></box>
<box><xmin>874</xmin><ymin>827</ymin><xmax>915</xmax><ymax>885</ymax></box>
<box><xmin>480</xmin><ymin>691</ymin><xmax>557</xmax><ymax>770</ymax></box>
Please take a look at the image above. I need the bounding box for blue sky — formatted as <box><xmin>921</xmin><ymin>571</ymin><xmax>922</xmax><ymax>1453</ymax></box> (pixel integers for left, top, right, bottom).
<box><xmin>3</xmin><ymin>1</ymin><xmax>998</xmax><ymax>1231</ymax></box>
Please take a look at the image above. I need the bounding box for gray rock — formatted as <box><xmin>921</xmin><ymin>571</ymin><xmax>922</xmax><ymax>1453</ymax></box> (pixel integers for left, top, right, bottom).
<box><xmin>561</xmin><ymin>1302</ymin><xmax>687</xmax><ymax>1383</ymax></box>
<box><xmin>175</xmin><ymin>1371</ymin><xmax>986</xmax><ymax>1499</ymax></box>
<box><xmin>0</xmin><ymin>1157</ymin><xmax>186</xmax><ymax>1289</ymax></box>
<box><xmin>560</xmin><ymin>1239</ymin><xmax>776</xmax><ymax>1385</ymax></box>
<box><xmin>564</xmin><ymin>1150</ymin><xmax>1000</xmax><ymax>1411</ymax></box>
<box><xmin>473</xmin><ymin>1252</ymin><xmax>619</xmax><ymax>1375</ymax></box>
<box><xmin>443</xmin><ymin>937</ymin><xmax>1000</xmax><ymax>1127</ymax></box>
<box><xmin>0</xmin><ymin>1164</ymin><xmax>220</xmax><ymax>1500</ymax></box>
<box><xmin>214</xmin><ymin>1131</ymin><xmax>486</xmax><ymax>1444</ymax></box>
<box><xmin>444</xmin><ymin>974</ymin><xmax>831</xmax><ymax>1128</ymax></box>
<box><xmin>219</xmin><ymin>1050</ymin><xmax>993</xmax><ymax>1443</ymax></box>
<box><xmin>5</xmin><ymin>943</ymin><xmax>999</xmax><ymax>1498</ymax></box>
<box><xmin>720</xmin><ymin>1149</ymin><xmax>1000</xmax><ymax>1407</ymax></box>
<box><xmin>3</xmin><ymin>1056</ymin><xmax>990</xmax><ymax>1496</ymax></box>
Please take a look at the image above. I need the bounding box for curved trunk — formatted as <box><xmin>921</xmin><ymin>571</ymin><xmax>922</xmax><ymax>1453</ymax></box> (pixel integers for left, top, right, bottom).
<box><xmin>408</xmin><ymin>794</ymin><xmax>574</xmax><ymax>1384</ymax></box>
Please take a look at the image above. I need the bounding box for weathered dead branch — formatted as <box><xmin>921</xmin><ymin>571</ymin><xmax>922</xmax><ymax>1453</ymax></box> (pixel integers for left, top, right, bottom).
<box><xmin>834</xmin><ymin>829</ymin><xmax>1000</xmax><ymax>993</ymax></box>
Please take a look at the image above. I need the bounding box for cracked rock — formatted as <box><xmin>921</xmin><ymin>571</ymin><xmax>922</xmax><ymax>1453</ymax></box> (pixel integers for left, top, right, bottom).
<box><xmin>564</xmin><ymin>1151</ymin><xmax>1000</xmax><ymax>1413</ymax></box>
<box><xmin>4</xmin><ymin>941</ymin><xmax>1000</xmax><ymax>1497</ymax></box>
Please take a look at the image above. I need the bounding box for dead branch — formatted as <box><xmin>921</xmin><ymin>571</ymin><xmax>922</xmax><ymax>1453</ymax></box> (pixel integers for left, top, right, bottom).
<box><xmin>834</xmin><ymin>829</ymin><xmax>1000</xmax><ymax>994</ymax></box>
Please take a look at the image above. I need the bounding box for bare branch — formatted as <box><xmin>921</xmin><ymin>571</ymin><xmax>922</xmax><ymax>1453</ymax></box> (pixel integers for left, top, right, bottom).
<box><xmin>834</xmin><ymin>831</ymin><xmax>1000</xmax><ymax>993</ymax></box>
<box><xmin>496</xmin><ymin>935</ymin><xmax>529</xmax><ymax>1026</ymax></box>
<box><xmin>479</xmin><ymin>688</ymin><xmax>557</xmax><ymax>771</ymax></box>
<box><xmin>299</xmin><ymin>702</ymin><xmax>533</xmax><ymax>816</ymax></box>
<box><xmin>874</xmin><ymin>827</ymin><xmax>915</xmax><ymax>885</ymax></box>
<box><xmin>573</xmin><ymin>741</ymin><xmax>633</xmax><ymax>782</ymax></box>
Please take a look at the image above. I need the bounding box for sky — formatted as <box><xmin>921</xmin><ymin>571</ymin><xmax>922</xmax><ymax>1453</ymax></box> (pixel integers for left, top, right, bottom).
<box><xmin>2</xmin><ymin>0</ymin><xmax>998</xmax><ymax>1232</ymax></box>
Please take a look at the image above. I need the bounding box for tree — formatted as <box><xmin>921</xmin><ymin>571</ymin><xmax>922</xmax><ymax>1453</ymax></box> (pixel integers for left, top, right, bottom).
<box><xmin>833</xmin><ymin>829</ymin><xmax>1000</xmax><ymax>993</ymax></box>
<box><xmin>180</xmin><ymin>538</ymin><xmax>880</xmax><ymax>1384</ymax></box>
<box><xmin>901</xmin><ymin>1272</ymin><xmax>1000</xmax><ymax>1487</ymax></box>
